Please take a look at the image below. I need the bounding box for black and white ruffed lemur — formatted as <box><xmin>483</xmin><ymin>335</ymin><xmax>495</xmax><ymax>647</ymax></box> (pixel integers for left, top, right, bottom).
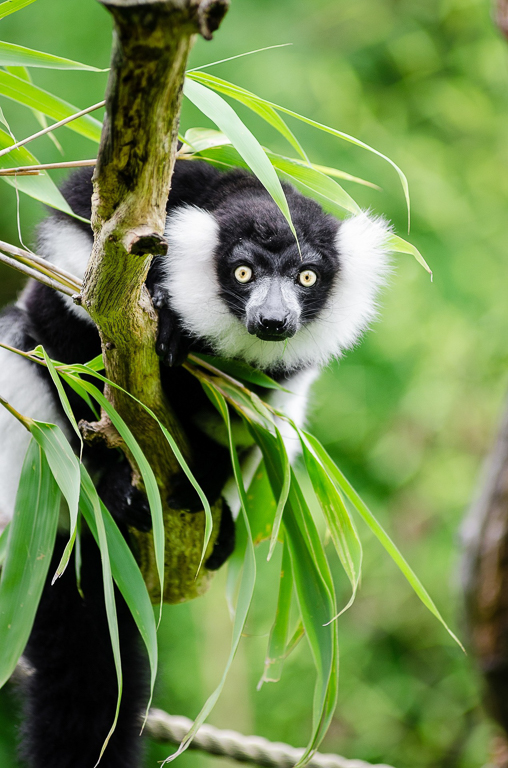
<box><xmin>0</xmin><ymin>158</ymin><xmax>392</xmax><ymax>768</ymax></box>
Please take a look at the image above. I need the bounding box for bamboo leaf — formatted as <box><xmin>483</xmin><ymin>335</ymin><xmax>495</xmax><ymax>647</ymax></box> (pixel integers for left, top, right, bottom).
<box><xmin>62</xmin><ymin>374</ymin><xmax>165</xmax><ymax>616</ymax></box>
<box><xmin>300</xmin><ymin>436</ymin><xmax>362</xmax><ymax>619</ymax></box>
<box><xmin>183</xmin><ymin>77</ymin><xmax>298</xmax><ymax>244</ymax></box>
<box><xmin>387</xmin><ymin>233</ymin><xmax>432</xmax><ymax>278</ymax></box>
<box><xmin>0</xmin><ymin>127</ymin><xmax>77</xmax><ymax>214</ymax></box>
<box><xmin>0</xmin><ymin>0</ymin><xmax>37</xmax><ymax>20</ymax></box>
<box><xmin>0</xmin><ymin>523</ymin><xmax>9</xmax><ymax>568</ymax></box>
<box><xmin>163</xmin><ymin>386</ymin><xmax>256</xmax><ymax>764</ymax></box>
<box><xmin>41</xmin><ymin>348</ymin><xmax>82</xmax><ymax>448</ymax></box>
<box><xmin>259</xmin><ymin>540</ymin><xmax>293</xmax><ymax>686</ymax></box>
<box><xmin>79</xmin><ymin>465</ymin><xmax>157</xmax><ymax>729</ymax></box>
<box><xmin>77</xmin><ymin>460</ymin><xmax>122</xmax><ymax>761</ymax></box>
<box><xmin>188</xmin><ymin>71</ymin><xmax>410</xmax><ymax>227</ymax></box>
<box><xmin>246</xmin><ymin>421</ymin><xmax>338</xmax><ymax>765</ymax></box>
<box><xmin>190</xmin><ymin>352</ymin><xmax>288</xmax><ymax>391</ymax></box>
<box><xmin>267</xmin><ymin>429</ymin><xmax>291</xmax><ymax>561</ymax></box>
<box><xmin>5</xmin><ymin>66</ymin><xmax>63</xmax><ymax>152</ymax></box>
<box><xmin>0</xmin><ymin>41</ymin><xmax>104</xmax><ymax>71</ymax></box>
<box><xmin>301</xmin><ymin>431</ymin><xmax>464</xmax><ymax>650</ymax></box>
<box><xmin>194</xmin><ymin>144</ymin><xmax>361</xmax><ymax>217</ymax></box>
<box><xmin>0</xmin><ymin>439</ymin><xmax>60</xmax><ymax>688</ymax></box>
<box><xmin>0</xmin><ymin>71</ymin><xmax>102</xmax><ymax>142</ymax></box>
<box><xmin>29</xmin><ymin>421</ymin><xmax>80</xmax><ymax>580</ymax></box>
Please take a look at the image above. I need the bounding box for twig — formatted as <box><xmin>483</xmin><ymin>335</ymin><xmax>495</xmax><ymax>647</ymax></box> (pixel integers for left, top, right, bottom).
<box><xmin>0</xmin><ymin>240</ymin><xmax>82</xmax><ymax>290</ymax></box>
<box><xmin>146</xmin><ymin>709</ymin><xmax>396</xmax><ymax>768</ymax></box>
<box><xmin>0</xmin><ymin>101</ymin><xmax>105</xmax><ymax>159</ymax></box>
<box><xmin>0</xmin><ymin>159</ymin><xmax>97</xmax><ymax>176</ymax></box>
<box><xmin>0</xmin><ymin>250</ymin><xmax>76</xmax><ymax>296</ymax></box>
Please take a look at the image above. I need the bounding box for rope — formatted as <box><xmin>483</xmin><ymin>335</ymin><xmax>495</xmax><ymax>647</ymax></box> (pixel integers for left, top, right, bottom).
<box><xmin>145</xmin><ymin>709</ymin><xmax>396</xmax><ymax>768</ymax></box>
<box><xmin>11</xmin><ymin>662</ymin><xmax>395</xmax><ymax>768</ymax></box>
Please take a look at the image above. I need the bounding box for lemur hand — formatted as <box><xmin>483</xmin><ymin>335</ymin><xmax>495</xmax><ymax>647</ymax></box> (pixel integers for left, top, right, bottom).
<box><xmin>152</xmin><ymin>286</ymin><xmax>191</xmax><ymax>367</ymax></box>
<box><xmin>97</xmin><ymin>460</ymin><xmax>152</xmax><ymax>532</ymax></box>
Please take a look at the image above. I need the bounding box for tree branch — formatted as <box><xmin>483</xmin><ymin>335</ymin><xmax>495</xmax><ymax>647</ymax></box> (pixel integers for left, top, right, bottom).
<box><xmin>462</xmin><ymin>400</ymin><xmax>508</xmax><ymax>736</ymax></box>
<box><xmin>81</xmin><ymin>0</ymin><xmax>228</xmax><ymax>603</ymax></box>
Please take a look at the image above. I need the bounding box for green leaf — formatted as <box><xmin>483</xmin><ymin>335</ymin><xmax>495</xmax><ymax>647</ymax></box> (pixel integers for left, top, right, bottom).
<box><xmin>0</xmin><ymin>0</ymin><xmax>37</xmax><ymax>20</ymax></box>
<box><xmin>195</xmin><ymin>144</ymin><xmax>361</xmax><ymax>217</ymax></box>
<box><xmin>0</xmin><ymin>438</ymin><xmax>60</xmax><ymax>688</ymax></box>
<box><xmin>185</xmin><ymin>69</ymin><xmax>308</xmax><ymax>162</ymax></box>
<box><xmin>190</xmin><ymin>352</ymin><xmax>288</xmax><ymax>391</ymax></box>
<box><xmin>188</xmin><ymin>71</ymin><xmax>410</xmax><ymax>227</ymax></box>
<box><xmin>300</xmin><ymin>436</ymin><xmax>362</xmax><ymax>618</ymax></box>
<box><xmin>181</xmin><ymin>127</ymin><xmax>230</xmax><ymax>153</ymax></box>
<box><xmin>267</xmin><ymin>152</ymin><xmax>361</xmax><ymax>216</ymax></box>
<box><xmin>62</xmin><ymin>374</ymin><xmax>165</xmax><ymax>614</ymax></box>
<box><xmin>247</xmin><ymin>421</ymin><xmax>339</xmax><ymax>765</ymax></box>
<box><xmin>5</xmin><ymin>66</ymin><xmax>63</xmax><ymax>152</ymax></box>
<box><xmin>77</xmin><ymin>460</ymin><xmax>122</xmax><ymax>760</ymax></box>
<box><xmin>259</xmin><ymin>540</ymin><xmax>293</xmax><ymax>685</ymax></box>
<box><xmin>183</xmin><ymin>77</ymin><xmax>298</xmax><ymax>244</ymax></box>
<box><xmin>41</xmin><ymin>348</ymin><xmax>82</xmax><ymax>448</ymax></box>
<box><xmin>0</xmin><ymin>41</ymin><xmax>104</xmax><ymax>71</ymax></box>
<box><xmin>387</xmin><ymin>233</ymin><xmax>432</xmax><ymax>278</ymax></box>
<box><xmin>79</xmin><ymin>465</ymin><xmax>157</xmax><ymax>729</ymax></box>
<box><xmin>244</xmin><ymin>460</ymin><xmax>277</xmax><ymax>546</ymax></box>
<box><xmin>0</xmin><ymin>523</ymin><xmax>10</xmax><ymax>568</ymax></box>
<box><xmin>29</xmin><ymin>421</ymin><xmax>80</xmax><ymax>580</ymax></box>
<box><xmin>0</xmin><ymin>127</ymin><xmax>76</xmax><ymax>214</ymax></box>
<box><xmin>164</xmin><ymin>387</ymin><xmax>256</xmax><ymax>765</ymax></box>
<box><xmin>84</xmin><ymin>354</ymin><xmax>105</xmax><ymax>372</ymax></box>
<box><xmin>302</xmin><ymin>431</ymin><xmax>464</xmax><ymax>650</ymax></box>
<box><xmin>61</xmin><ymin>365</ymin><xmax>213</xmax><ymax>573</ymax></box>
<box><xmin>310</xmin><ymin>162</ymin><xmax>380</xmax><ymax>190</ymax></box>
<box><xmin>0</xmin><ymin>71</ymin><xmax>102</xmax><ymax>142</ymax></box>
<box><xmin>267</xmin><ymin>429</ymin><xmax>291</xmax><ymax>561</ymax></box>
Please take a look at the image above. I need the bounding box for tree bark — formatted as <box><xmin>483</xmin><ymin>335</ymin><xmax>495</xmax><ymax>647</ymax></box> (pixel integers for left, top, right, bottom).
<box><xmin>462</xmin><ymin>401</ymin><xmax>508</xmax><ymax>745</ymax></box>
<box><xmin>80</xmin><ymin>0</ymin><xmax>228</xmax><ymax>603</ymax></box>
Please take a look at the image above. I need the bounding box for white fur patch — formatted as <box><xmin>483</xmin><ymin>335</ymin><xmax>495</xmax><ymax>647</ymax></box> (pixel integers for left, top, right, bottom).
<box><xmin>0</xmin><ymin>317</ymin><xmax>71</xmax><ymax>528</ymax></box>
<box><xmin>163</xmin><ymin>207</ymin><xmax>392</xmax><ymax>371</ymax></box>
<box><xmin>33</xmin><ymin>218</ymin><xmax>94</xmax><ymax>323</ymax></box>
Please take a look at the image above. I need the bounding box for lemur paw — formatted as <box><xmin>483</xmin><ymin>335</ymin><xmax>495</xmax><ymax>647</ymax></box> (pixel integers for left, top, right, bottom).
<box><xmin>152</xmin><ymin>287</ymin><xmax>191</xmax><ymax>367</ymax></box>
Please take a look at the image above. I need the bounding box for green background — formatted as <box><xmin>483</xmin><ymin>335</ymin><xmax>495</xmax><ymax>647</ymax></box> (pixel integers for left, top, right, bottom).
<box><xmin>0</xmin><ymin>0</ymin><xmax>506</xmax><ymax>765</ymax></box>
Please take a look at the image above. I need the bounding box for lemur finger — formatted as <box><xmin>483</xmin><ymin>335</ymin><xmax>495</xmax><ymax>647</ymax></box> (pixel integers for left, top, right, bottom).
<box><xmin>156</xmin><ymin>306</ymin><xmax>174</xmax><ymax>359</ymax></box>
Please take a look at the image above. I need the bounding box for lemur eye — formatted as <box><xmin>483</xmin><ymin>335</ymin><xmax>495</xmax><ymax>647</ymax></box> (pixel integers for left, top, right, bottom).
<box><xmin>234</xmin><ymin>266</ymin><xmax>253</xmax><ymax>284</ymax></box>
<box><xmin>299</xmin><ymin>269</ymin><xmax>317</xmax><ymax>287</ymax></box>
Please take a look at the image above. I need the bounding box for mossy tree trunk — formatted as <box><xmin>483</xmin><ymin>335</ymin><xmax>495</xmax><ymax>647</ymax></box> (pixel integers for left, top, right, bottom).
<box><xmin>80</xmin><ymin>0</ymin><xmax>228</xmax><ymax>603</ymax></box>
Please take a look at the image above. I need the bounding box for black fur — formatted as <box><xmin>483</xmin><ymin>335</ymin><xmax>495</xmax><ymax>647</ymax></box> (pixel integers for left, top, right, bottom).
<box><xmin>21</xmin><ymin>534</ymin><xmax>148</xmax><ymax>768</ymax></box>
<box><xmin>5</xmin><ymin>159</ymin><xmax>337</xmax><ymax>768</ymax></box>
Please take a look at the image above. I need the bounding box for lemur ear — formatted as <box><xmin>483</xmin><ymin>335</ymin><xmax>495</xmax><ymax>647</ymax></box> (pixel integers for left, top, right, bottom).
<box><xmin>329</xmin><ymin>211</ymin><xmax>393</xmax><ymax>351</ymax></box>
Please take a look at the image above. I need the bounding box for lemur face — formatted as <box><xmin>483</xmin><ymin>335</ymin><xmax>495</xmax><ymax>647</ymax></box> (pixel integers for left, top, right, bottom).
<box><xmin>162</xmin><ymin>190</ymin><xmax>392</xmax><ymax>373</ymax></box>
<box><xmin>215</xmin><ymin>231</ymin><xmax>340</xmax><ymax>343</ymax></box>
<box><xmin>212</xmin><ymin>190</ymin><xmax>341</xmax><ymax>343</ymax></box>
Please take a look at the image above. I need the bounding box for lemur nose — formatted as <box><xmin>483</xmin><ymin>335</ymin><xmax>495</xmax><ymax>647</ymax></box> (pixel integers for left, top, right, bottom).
<box><xmin>259</xmin><ymin>315</ymin><xmax>287</xmax><ymax>333</ymax></box>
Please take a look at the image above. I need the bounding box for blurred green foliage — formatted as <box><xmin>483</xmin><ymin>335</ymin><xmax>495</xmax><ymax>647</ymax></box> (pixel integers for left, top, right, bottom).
<box><xmin>0</xmin><ymin>0</ymin><xmax>506</xmax><ymax>765</ymax></box>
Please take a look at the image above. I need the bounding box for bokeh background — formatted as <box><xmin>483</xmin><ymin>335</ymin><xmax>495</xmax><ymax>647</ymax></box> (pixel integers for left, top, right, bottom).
<box><xmin>1</xmin><ymin>0</ymin><xmax>507</xmax><ymax>765</ymax></box>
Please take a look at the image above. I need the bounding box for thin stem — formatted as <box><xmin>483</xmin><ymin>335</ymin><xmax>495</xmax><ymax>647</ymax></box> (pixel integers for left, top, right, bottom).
<box><xmin>0</xmin><ymin>101</ymin><xmax>106</xmax><ymax>159</ymax></box>
<box><xmin>0</xmin><ymin>250</ymin><xmax>76</xmax><ymax>296</ymax></box>
<box><xmin>0</xmin><ymin>341</ymin><xmax>46</xmax><ymax>366</ymax></box>
<box><xmin>0</xmin><ymin>396</ymin><xmax>33</xmax><ymax>430</ymax></box>
<box><xmin>0</xmin><ymin>159</ymin><xmax>97</xmax><ymax>176</ymax></box>
<box><xmin>0</xmin><ymin>240</ymin><xmax>82</xmax><ymax>289</ymax></box>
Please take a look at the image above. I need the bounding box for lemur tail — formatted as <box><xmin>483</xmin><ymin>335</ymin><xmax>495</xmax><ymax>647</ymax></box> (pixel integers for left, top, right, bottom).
<box><xmin>20</xmin><ymin>533</ymin><xmax>148</xmax><ymax>768</ymax></box>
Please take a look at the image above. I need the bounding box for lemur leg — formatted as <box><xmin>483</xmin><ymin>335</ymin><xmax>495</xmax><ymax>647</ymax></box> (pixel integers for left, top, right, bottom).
<box><xmin>21</xmin><ymin>534</ymin><xmax>148</xmax><ymax>768</ymax></box>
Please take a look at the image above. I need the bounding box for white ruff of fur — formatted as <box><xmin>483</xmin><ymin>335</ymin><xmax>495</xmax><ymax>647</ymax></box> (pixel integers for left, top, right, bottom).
<box><xmin>163</xmin><ymin>207</ymin><xmax>392</xmax><ymax>371</ymax></box>
<box><xmin>0</xmin><ymin>319</ymin><xmax>71</xmax><ymax>527</ymax></box>
<box><xmin>19</xmin><ymin>219</ymin><xmax>94</xmax><ymax>323</ymax></box>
